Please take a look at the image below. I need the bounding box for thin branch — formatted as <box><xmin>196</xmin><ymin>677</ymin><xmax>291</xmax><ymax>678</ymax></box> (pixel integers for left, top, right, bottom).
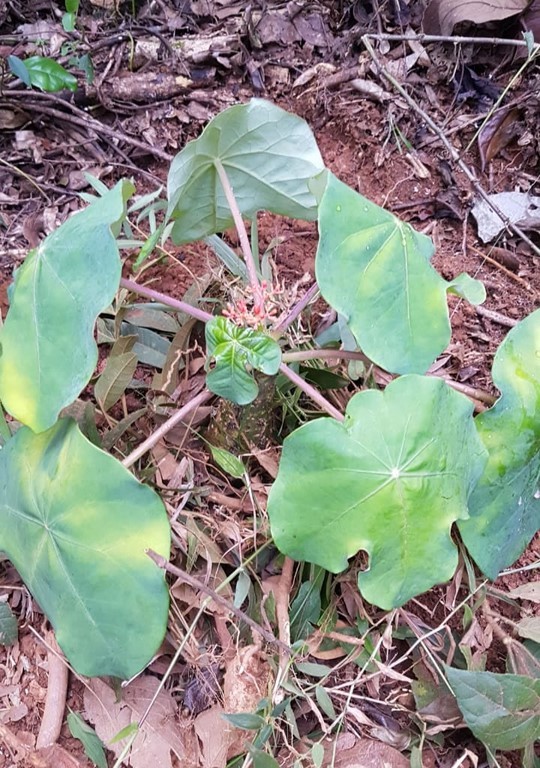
<box><xmin>146</xmin><ymin>549</ymin><xmax>290</xmax><ymax>653</ymax></box>
<box><xmin>282</xmin><ymin>348</ymin><xmax>367</xmax><ymax>363</ymax></box>
<box><xmin>441</xmin><ymin>378</ymin><xmax>497</xmax><ymax>406</ymax></box>
<box><xmin>364</xmin><ymin>32</ymin><xmax>534</xmax><ymax>48</ymax></box>
<box><xmin>120</xmin><ymin>277</ymin><xmax>213</xmax><ymax>323</ymax></box>
<box><xmin>275</xmin><ymin>557</ymin><xmax>294</xmax><ymax>678</ymax></box>
<box><xmin>36</xmin><ymin>631</ymin><xmax>69</xmax><ymax>749</ymax></box>
<box><xmin>274</xmin><ymin>282</ymin><xmax>320</xmax><ymax>334</ymax></box>
<box><xmin>361</xmin><ymin>35</ymin><xmax>540</xmax><ymax>258</ymax></box>
<box><xmin>280</xmin><ymin>362</ymin><xmax>345</xmax><ymax>421</ymax></box>
<box><xmin>122</xmin><ymin>389</ymin><xmax>213</xmax><ymax>468</ymax></box>
<box><xmin>214</xmin><ymin>159</ymin><xmax>264</xmax><ymax>311</ymax></box>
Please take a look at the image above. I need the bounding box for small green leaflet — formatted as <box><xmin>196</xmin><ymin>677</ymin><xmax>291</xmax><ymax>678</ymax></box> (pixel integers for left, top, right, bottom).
<box><xmin>209</xmin><ymin>444</ymin><xmax>246</xmax><ymax>478</ymax></box>
<box><xmin>0</xmin><ymin>602</ymin><xmax>18</xmax><ymax>646</ymax></box>
<box><xmin>67</xmin><ymin>711</ymin><xmax>108</xmax><ymax>768</ymax></box>
<box><xmin>205</xmin><ymin>316</ymin><xmax>281</xmax><ymax>405</ymax></box>
<box><xmin>222</xmin><ymin>712</ymin><xmax>266</xmax><ymax>730</ymax></box>
<box><xmin>8</xmin><ymin>55</ymin><xmax>78</xmax><ymax>92</ymax></box>
<box><xmin>446</xmin><ymin>666</ymin><xmax>540</xmax><ymax>750</ymax></box>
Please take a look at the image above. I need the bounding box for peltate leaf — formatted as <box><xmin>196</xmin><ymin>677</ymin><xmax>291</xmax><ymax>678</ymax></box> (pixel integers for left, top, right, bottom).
<box><xmin>0</xmin><ymin>181</ymin><xmax>134</xmax><ymax>432</ymax></box>
<box><xmin>205</xmin><ymin>316</ymin><xmax>281</xmax><ymax>405</ymax></box>
<box><xmin>268</xmin><ymin>375</ymin><xmax>487</xmax><ymax>609</ymax></box>
<box><xmin>0</xmin><ymin>418</ymin><xmax>170</xmax><ymax>678</ymax></box>
<box><xmin>315</xmin><ymin>174</ymin><xmax>485</xmax><ymax>374</ymax></box>
<box><xmin>167</xmin><ymin>99</ymin><xmax>324</xmax><ymax>244</ymax></box>
<box><xmin>459</xmin><ymin>309</ymin><xmax>540</xmax><ymax>578</ymax></box>
<box><xmin>8</xmin><ymin>55</ymin><xmax>78</xmax><ymax>92</ymax></box>
<box><xmin>446</xmin><ymin>666</ymin><xmax>540</xmax><ymax>750</ymax></box>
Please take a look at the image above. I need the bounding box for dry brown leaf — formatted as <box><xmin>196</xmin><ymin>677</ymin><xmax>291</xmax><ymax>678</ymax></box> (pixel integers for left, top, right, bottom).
<box><xmin>478</xmin><ymin>107</ymin><xmax>522</xmax><ymax>171</ymax></box>
<box><xmin>321</xmin><ymin>735</ymin><xmax>409</xmax><ymax>768</ymax></box>
<box><xmin>508</xmin><ymin>581</ymin><xmax>540</xmax><ymax>602</ymax></box>
<box><xmin>83</xmin><ymin>676</ymin><xmax>198</xmax><ymax>768</ymax></box>
<box><xmin>423</xmin><ymin>0</ymin><xmax>528</xmax><ymax>35</ymax></box>
<box><xmin>194</xmin><ymin>706</ymin><xmax>231</xmax><ymax>768</ymax></box>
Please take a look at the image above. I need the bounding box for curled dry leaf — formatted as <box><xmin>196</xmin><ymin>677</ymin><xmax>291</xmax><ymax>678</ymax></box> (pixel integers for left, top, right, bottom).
<box><xmin>423</xmin><ymin>0</ymin><xmax>529</xmax><ymax>35</ymax></box>
<box><xmin>83</xmin><ymin>677</ymin><xmax>198</xmax><ymax>768</ymax></box>
<box><xmin>478</xmin><ymin>107</ymin><xmax>522</xmax><ymax>171</ymax></box>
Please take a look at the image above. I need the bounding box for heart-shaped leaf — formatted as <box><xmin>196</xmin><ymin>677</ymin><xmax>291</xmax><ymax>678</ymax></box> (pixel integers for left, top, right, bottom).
<box><xmin>167</xmin><ymin>99</ymin><xmax>324</xmax><ymax>244</ymax></box>
<box><xmin>205</xmin><ymin>316</ymin><xmax>281</xmax><ymax>405</ymax></box>
<box><xmin>0</xmin><ymin>418</ymin><xmax>170</xmax><ymax>678</ymax></box>
<box><xmin>459</xmin><ymin>308</ymin><xmax>540</xmax><ymax>578</ymax></box>
<box><xmin>446</xmin><ymin>666</ymin><xmax>540</xmax><ymax>750</ymax></box>
<box><xmin>268</xmin><ymin>375</ymin><xmax>487</xmax><ymax>609</ymax></box>
<box><xmin>315</xmin><ymin>173</ymin><xmax>485</xmax><ymax>374</ymax></box>
<box><xmin>0</xmin><ymin>180</ymin><xmax>133</xmax><ymax>432</ymax></box>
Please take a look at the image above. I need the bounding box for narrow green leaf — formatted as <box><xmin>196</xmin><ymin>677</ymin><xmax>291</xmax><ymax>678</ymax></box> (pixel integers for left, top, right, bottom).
<box><xmin>67</xmin><ymin>711</ymin><xmax>108</xmax><ymax>768</ymax></box>
<box><xmin>315</xmin><ymin>685</ymin><xmax>336</xmax><ymax>719</ymax></box>
<box><xmin>269</xmin><ymin>375</ymin><xmax>487</xmax><ymax>609</ymax></box>
<box><xmin>316</xmin><ymin>173</ymin><xmax>485</xmax><ymax>374</ymax></box>
<box><xmin>222</xmin><ymin>712</ymin><xmax>266</xmax><ymax>730</ymax></box>
<box><xmin>205</xmin><ymin>316</ymin><xmax>281</xmax><ymax>405</ymax></box>
<box><xmin>446</xmin><ymin>666</ymin><xmax>540</xmax><ymax>750</ymax></box>
<box><xmin>311</xmin><ymin>743</ymin><xmax>324</xmax><ymax>768</ymax></box>
<box><xmin>250</xmin><ymin>749</ymin><xmax>280</xmax><ymax>768</ymax></box>
<box><xmin>295</xmin><ymin>662</ymin><xmax>332</xmax><ymax>678</ymax></box>
<box><xmin>0</xmin><ymin>180</ymin><xmax>134</xmax><ymax>432</ymax></box>
<box><xmin>234</xmin><ymin>569</ymin><xmax>251</xmax><ymax>608</ymax></box>
<box><xmin>122</xmin><ymin>322</ymin><xmax>170</xmax><ymax>369</ymax></box>
<box><xmin>110</xmin><ymin>722</ymin><xmax>139</xmax><ymax>743</ymax></box>
<box><xmin>290</xmin><ymin>578</ymin><xmax>322</xmax><ymax>643</ymax></box>
<box><xmin>0</xmin><ymin>601</ymin><xmax>18</xmax><ymax>646</ymax></box>
<box><xmin>167</xmin><ymin>99</ymin><xmax>324</xmax><ymax>244</ymax></box>
<box><xmin>0</xmin><ymin>419</ymin><xmax>170</xmax><ymax>678</ymax></box>
<box><xmin>205</xmin><ymin>235</ymin><xmax>248</xmax><ymax>281</ymax></box>
<box><xmin>459</xmin><ymin>309</ymin><xmax>540</xmax><ymax>578</ymax></box>
<box><xmin>8</xmin><ymin>55</ymin><xmax>77</xmax><ymax>92</ymax></box>
<box><xmin>209</xmin><ymin>444</ymin><xmax>245</xmax><ymax>478</ymax></box>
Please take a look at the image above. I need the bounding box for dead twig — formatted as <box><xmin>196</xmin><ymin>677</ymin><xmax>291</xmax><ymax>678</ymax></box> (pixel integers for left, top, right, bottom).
<box><xmin>275</xmin><ymin>557</ymin><xmax>294</xmax><ymax>677</ymax></box>
<box><xmin>364</xmin><ymin>32</ymin><xmax>531</xmax><ymax>48</ymax></box>
<box><xmin>35</xmin><ymin>631</ymin><xmax>69</xmax><ymax>749</ymax></box>
<box><xmin>361</xmin><ymin>36</ymin><xmax>540</xmax><ymax>259</ymax></box>
<box><xmin>8</xmin><ymin>90</ymin><xmax>172</xmax><ymax>162</ymax></box>
<box><xmin>122</xmin><ymin>389</ymin><xmax>214</xmax><ymax>468</ymax></box>
<box><xmin>475</xmin><ymin>305</ymin><xmax>518</xmax><ymax>328</ymax></box>
<box><xmin>146</xmin><ymin>549</ymin><xmax>290</xmax><ymax>654</ymax></box>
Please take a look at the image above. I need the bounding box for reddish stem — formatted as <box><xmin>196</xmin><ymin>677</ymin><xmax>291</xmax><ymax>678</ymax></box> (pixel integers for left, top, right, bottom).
<box><xmin>120</xmin><ymin>277</ymin><xmax>213</xmax><ymax>323</ymax></box>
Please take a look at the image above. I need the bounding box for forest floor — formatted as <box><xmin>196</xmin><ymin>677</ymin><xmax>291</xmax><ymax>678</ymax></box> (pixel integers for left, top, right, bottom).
<box><xmin>0</xmin><ymin>1</ymin><xmax>539</xmax><ymax>767</ymax></box>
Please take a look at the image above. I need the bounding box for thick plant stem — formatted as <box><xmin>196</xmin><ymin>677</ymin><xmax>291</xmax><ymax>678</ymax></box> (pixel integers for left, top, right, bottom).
<box><xmin>280</xmin><ymin>362</ymin><xmax>344</xmax><ymax>421</ymax></box>
<box><xmin>120</xmin><ymin>277</ymin><xmax>213</xmax><ymax>324</ymax></box>
<box><xmin>36</xmin><ymin>631</ymin><xmax>68</xmax><ymax>749</ymax></box>
<box><xmin>214</xmin><ymin>159</ymin><xmax>264</xmax><ymax>311</ymax></box>
<box><xmin>122</xmin><ymin>389</ymin><xmax>213</xmax><ymax>468</ymax></box>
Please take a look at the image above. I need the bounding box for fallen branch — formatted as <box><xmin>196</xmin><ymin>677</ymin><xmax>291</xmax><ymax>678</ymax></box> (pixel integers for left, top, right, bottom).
<box><xmin>36</xmin><ymin>631</ymin><xmax>69</xmax><ymax>749</ymax></box>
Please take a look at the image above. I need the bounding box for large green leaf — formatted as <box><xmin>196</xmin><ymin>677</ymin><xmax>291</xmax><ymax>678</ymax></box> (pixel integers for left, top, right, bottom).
<box><xmin>268</xmin><ymin>375</ymin><xmax>487</xmax><ymax>609</ymax></box>
<box><xmin>0</xmin><ymin>181</ymin><xmax>133</xmax><ymax>432</ymax></box>
<box><xmin>0</xmin><ymin>419</ymin><xmax>170</xmax><ymax>678</ymax></box>
<box><xmin>459</xmin><ymin>309</ymin><xmax>540</xmax><ymax>578</ymax></box>
<box><xmin>446</xmin><ymin>666</ymin><xmax>540</xmax><ymax>750</ymax></box>
<box><xmin>205</xmin><ymin>316</ymin><xmax>281</xmax><ymax>405</ymax></box>
<box><xmin>167</xmin><ymin>99</ymin><xmax>324</xmax><ymax>244</ymax></box>
<box><xmin>315</xmin><ymin>174</ymin><xmax>485</xmax><ymax>374</ymax></box>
